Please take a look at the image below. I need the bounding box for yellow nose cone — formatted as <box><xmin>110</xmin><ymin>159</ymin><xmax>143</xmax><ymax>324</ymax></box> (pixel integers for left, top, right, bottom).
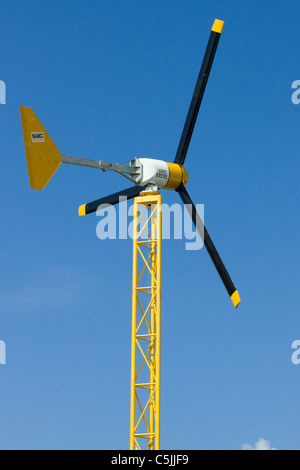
<box><xmin>181</xmin><ymin>167</ymin><xmax>189</xmax><ymax>186</ymax></box>
<box><xmin>165</xmin><ymin>163</ymin><xmax>189</xmax><ymax>190</ymax></box>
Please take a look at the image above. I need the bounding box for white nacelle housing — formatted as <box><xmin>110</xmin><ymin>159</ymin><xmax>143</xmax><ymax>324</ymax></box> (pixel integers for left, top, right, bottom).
<box><xmin>132</xmin><ymin>158</ymin><xmax>170</xmax><ymax>189</ymax></box>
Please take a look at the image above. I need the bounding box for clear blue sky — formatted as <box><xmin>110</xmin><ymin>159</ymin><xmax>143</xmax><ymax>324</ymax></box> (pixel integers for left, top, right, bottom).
<box><xmin>0</xmin><ymin>0</ymin><xmax>299</xmax><ymax>450</ymax></box>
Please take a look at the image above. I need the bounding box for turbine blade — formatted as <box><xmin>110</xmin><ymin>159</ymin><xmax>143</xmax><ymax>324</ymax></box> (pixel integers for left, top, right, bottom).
<box><xmin>177</xmin><ymin>183</ymin><xmax>240</xmax><ymax>308</ymax></box>
<box><xmin>79</xmin><ymin>186</ymin><xmax>144</xmax><ymax>216</ymax></box>
<box><xmin>174</xmin><ymin>19</ymin><xmax>224</xmax><ymax>166</ymax></box>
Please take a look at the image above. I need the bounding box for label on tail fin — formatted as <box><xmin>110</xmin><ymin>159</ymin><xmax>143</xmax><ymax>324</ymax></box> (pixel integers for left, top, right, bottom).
<box><xmin>31</xmin><ymin>132</ymin><xmax>45</xmax><ymax>142</ymax></box>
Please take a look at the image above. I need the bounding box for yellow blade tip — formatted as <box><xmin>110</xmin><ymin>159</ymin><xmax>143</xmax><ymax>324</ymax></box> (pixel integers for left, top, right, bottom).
<box><xmin>78</xmin><ymin>204</ymin><xmax>86</xmax><ymax>216</ymax></box>
<box><xmin>212</xmin><ymin>19</ymin><xmax>224</xmax><ymax>34</ymax></box>
<box><xmin>231</xmin><ymin>290</ymin><xmax>241</xmax><ymax>308</ymax></box>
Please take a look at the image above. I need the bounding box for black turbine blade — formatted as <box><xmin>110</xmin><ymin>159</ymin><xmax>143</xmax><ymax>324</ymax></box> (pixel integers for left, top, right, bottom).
<box><xmin>177</xmin><ymin>183</ymin><xmax>240</xmax><ymax>308</ymax></box>
<box><xmin>174</xmin><ymin>19</ymin><xmax>224</xmax><ymax>167</ymax></box>
<box><xmin>79</xmin><ymin>185</ymin><xmax>144</xmax><ymax>216</ymax></box>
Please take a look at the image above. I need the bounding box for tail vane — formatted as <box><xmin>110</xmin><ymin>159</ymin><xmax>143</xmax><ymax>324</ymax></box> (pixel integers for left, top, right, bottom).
<box><xmin>20</xmin><ymin>106</ymin><xmax>61</xmax><ymax>190</ymax></box>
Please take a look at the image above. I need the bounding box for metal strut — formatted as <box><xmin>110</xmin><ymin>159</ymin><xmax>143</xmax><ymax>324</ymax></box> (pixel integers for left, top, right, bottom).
<box><xmin>61</xmin><ymin>154</ymin><xmax>139</xmax><ymax>175</ymax></box>
<box><xmin>130</xmin><ymin>192</ymin><xmax>162</xmax><ymax>450</ymax></box>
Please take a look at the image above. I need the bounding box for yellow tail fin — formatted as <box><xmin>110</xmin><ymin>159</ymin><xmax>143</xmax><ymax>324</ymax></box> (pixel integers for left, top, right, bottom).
<box><xmin>20</xmin><ymin>106</ymin><xmax>61</xmax><ymax>190</ymax></box>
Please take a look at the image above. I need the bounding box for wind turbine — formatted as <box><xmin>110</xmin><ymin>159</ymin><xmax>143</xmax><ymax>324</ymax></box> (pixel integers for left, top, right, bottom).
<box><xmin>20</xmin><ymin>18</ymin><xmax>240</xmax><ymax>450</ymax></box>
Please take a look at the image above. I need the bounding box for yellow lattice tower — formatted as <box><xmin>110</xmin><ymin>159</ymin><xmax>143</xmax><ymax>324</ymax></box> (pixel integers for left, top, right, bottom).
<box><xmin>130</xmin><ymin>192</ymin><xmax>162</xmax><ymax>450</ymax></box>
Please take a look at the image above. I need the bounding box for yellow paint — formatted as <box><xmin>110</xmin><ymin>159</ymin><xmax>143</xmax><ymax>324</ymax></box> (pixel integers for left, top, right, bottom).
<box><xmin>231</xmin><ymin>290</ymin><xmax>241</xmax><ymax>308</ymax></box>
<box><xmin>140</xmin><ymin>190</ymin><xmax>159</xmax><ymax>197</ymax></box>
<box><xmin>181</xmin><ymin>167</ymin><xmax>189</xmax><ymax>186</ymax></box>
<box><xmin>78</xmin><ymin>204</ymin><xmax>86</xmax><ymax>216</ymax></box>
<box><xmin>130</xmin><ymin>193</ymin><xmax>162</xmax><ymax>450</ymax></box>
<box><xmin>20</xmin><ymin>106</ymin><xmax>61</xmax><ymax>190</ymax></box>
<box><xmin>165</xmin><ymin>163</ymin><xmax>182</xmax><ymax>190</ymax></box>
<box><xmin>165</xmin><ymin>163</ymin><xmax>189</xmax><ymax>190</ymax></box>
<box><xmin>212</xmin><ymin>19</ymin><xmax>224</xmax><ymax>34</ymax></box>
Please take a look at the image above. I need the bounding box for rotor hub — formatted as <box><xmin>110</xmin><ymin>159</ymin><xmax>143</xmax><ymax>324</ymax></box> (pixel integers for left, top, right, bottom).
<box><xmin>165</xmin><ymin>162</ymin><xmax>189</xmax><ymax>190</ymax></box>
